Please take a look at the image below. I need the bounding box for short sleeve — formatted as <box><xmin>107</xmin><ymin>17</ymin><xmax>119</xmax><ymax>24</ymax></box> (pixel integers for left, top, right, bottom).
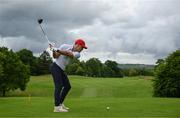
<box><xmin>72</xmin><ymin>52</ymin><xmax>80</xmax><ymax>58</ymax></box>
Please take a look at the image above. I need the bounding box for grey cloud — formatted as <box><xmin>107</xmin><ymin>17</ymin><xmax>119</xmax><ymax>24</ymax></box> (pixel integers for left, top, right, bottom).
<box><xmin>69</xmin><ymin>0</ymin><xmax>180</xmax><ymax>64</ymax></box>
<box><xmin>0</xmin><ymin>0</ymin><xmax>105</xmax><ymax>38</ymax></box>
<box><xmin>0</xmin><ymin>0</ymin><xmax>179</xmax><ymax>64</ymax></box>
<box><xmin>102</xmin><ymin>0</ymin><xmax>180</xmax><ymax>57</ymax></box>
<box><xmin>0</xmin><ymin>0</ymin><xmax>106</xmax><ymax>52</ymax></box>
<box><xmin>0</xmin><ymin>35</ymin><xmax>47</xmax><ymax>53</ymax></box>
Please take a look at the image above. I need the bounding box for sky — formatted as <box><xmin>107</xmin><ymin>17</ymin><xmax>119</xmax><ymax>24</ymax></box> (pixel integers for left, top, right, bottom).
<box><xmin>0</xmin><ymin>0</ymin><xmax>179</xmax><ymax>64</ymax></box>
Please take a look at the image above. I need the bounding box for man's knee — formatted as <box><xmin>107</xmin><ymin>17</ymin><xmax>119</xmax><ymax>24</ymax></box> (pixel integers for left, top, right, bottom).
<box><xmin>65</xmin><ymin>84</ymin><xmax>71</xmax><ymax>91</ymax></box>
<box><xmin>55</xmin><ymin>84</ymin><xmax>62</xmax><ymax>92</ymax></box>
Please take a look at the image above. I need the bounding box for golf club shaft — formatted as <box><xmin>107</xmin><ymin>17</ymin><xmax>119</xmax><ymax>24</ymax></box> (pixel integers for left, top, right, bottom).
<box><xmin>38</xmin><ymin>23</ymin><xmax>51</xmax><ymax>44</ymax></box>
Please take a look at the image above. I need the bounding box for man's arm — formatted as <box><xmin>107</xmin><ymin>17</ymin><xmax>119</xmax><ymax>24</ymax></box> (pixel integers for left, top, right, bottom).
<box><xmin>56</xmin><ymin>50</ymin><xmax>74</xmax><ymax>58</ymax></box>
<box><xmin>50</xmin><ymin>44</ymin><xmax>73</xmax><ymax>58</ymax></box>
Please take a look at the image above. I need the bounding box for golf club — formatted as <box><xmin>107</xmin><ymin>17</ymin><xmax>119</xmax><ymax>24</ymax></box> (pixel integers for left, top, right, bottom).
<box><xmin>37</xmin><ymin>18</ymin><xmax>51</xmax><ymax>45</ymax></box>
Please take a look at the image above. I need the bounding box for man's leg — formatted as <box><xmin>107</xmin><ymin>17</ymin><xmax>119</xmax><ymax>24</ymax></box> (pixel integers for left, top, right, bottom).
<box><xmin>59</xmin><ymin>73</ymin><xmax>71</xmax><ymax>104</ymax></box>
<box><xmin>50</xmin><ymin>63</ymin><xmax>63</xmax><ymax>106</ymax></box>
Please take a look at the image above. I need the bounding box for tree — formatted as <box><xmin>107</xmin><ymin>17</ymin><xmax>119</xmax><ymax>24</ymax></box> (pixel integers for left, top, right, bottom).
<box><xmin>37</xmin><ymin>51</ymin><xmax>52</xmax><ymax>75</ymax></box>
<box><xmin>153</xmin><ymin>49</ymin><xmax>180</xmax><ymax>97</ymax></box>
<box><xmin>0</xmin><ymin>54</ymin><xmax>4</xmax><ymax>79</ymax></box>
<box><xmin>128</xmin><ymin>68</ymin><xmax>138</xmax><ymax>76</ymax></box>
<box><xmin>79</xmin><ymin>61</ymin><xmax>87</xmax><ymax>75</ymax></box>
<box><xmin>155</xmin><ymin>59</ymin><xmax>164</xmax><ymax>70</ymax></box>
<box><xmin>140</xmin><ymin>68</ymin><xmax>154</xmax><ymax>76</ymax></box>
<box><xmin>105</xmin><ymin>60</ymin><xmax>123</xmax><ymax>77</ymax></box>
<box><xmin>65</xmin><ymin>58</ymin><xmax>80</xmax><ymax>75</ymax></box>
<box><xmin>75</xmin><ymin>66</ymin><xmax>85</xmax><ymax>75</ymax></box>
<box><xmin>16</xmin><ymin>49</ymin><xmax>38</xmax><ymax>75</ymax></box>
<box><xmin>85</xmin><ymin>58</ymin><xmax>103</xmax><ymax>77</ymax></box>
<box><xmin>0</xmin><ymin>47</ymin><xmax>30</xmax><ymax>96</ymax></box>
<box><xmin>101</xmin><ymin>65</ymin><xmax>114</xmax><ymax>77</ymax></box>
<box><xmin>0</xmin><ymin>64</ymin><xmax>3</xmax><ymax>77</ymax></box>
<box><xmin>66</xmin><ymin>63</ymin><xmax>79</xmax><ymax>75</ymax></box>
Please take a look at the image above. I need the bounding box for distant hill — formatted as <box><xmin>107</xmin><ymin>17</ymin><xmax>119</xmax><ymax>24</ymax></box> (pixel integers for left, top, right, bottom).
<box><xmin>118</xmin><ymin>64</ymin><xmax>155</xmax><ymax>69</ymax></box>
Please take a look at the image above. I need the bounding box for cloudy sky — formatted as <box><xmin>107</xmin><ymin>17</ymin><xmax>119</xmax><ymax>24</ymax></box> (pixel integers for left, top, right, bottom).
<box><xmin>0</xmin><ymin>0</ymin><xmax>179</xmax><ymax>64</ymax></box>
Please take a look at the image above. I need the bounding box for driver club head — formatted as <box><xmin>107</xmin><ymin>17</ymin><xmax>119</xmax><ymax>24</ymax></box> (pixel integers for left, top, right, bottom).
<box><xmin>38</xmin><ymin>18</ymin><xmax>43</xmax><ymax>24</ymax></box>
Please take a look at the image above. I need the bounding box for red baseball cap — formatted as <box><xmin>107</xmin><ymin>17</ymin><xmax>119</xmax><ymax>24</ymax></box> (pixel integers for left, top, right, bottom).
<box><xmin>75</xmin><ymin>39</ymin><xmax>87</xmax><ymax>49</ymax></box>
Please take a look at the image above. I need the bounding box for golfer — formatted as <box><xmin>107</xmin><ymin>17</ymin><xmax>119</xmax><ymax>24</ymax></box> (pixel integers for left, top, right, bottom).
<box><xmin>49</xmin><ymin>39</ymin><xmax>87</xmax><ymax>112</ymax></box>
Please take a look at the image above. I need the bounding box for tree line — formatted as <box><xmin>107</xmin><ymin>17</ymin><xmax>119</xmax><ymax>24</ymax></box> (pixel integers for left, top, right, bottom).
<box><xmin>1</xmin><ymin>47</ymin><xmax>179</xmax><ymax>97</ymax></box>
<box><xmin>3</xmin><ymin>48</ymin><xmax>154</xmax><ymax>77</ymax></box>
<box><xmin>1</xmin><ymin>48</ymin><xmax>155</xmax><ymax>77</ymax></box>
<box><xmin>65</xmin><ymin>58</ymin><xmax>154</xmax><ymax>77</ymax></box>
<box><xmin>65</xmin><ymin>58</ymin><xmax>124</xmax><ymax>77</ymax></box>
<box><xmin>0</xmin><ymin>47</ymin><xmax>154</xmax><ymax>96</ymax></box>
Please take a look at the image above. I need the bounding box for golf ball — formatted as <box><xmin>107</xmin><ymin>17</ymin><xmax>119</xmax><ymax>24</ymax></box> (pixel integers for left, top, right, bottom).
<box><xmin>106</xmin><ymin>107</ymin><xmax>110</xmax><ymax>110</ymax></box>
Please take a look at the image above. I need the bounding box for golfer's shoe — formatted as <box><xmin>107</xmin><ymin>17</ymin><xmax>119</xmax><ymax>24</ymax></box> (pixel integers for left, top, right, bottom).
<box><xmin>61</xmin><ymin>104</ymin><xmax>70</xmax><ymax>110</ymax></box>
<box><xmin>54</xmin><ymin>106</ymin><xmax>68</xmax><ymax>112</ymax></box>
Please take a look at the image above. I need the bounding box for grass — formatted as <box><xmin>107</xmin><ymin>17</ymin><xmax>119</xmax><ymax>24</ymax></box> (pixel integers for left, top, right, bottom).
<box><xmin>0</xmin><ymin>75</ymin><xmax>180</xmax><ymax>117</ymax></box>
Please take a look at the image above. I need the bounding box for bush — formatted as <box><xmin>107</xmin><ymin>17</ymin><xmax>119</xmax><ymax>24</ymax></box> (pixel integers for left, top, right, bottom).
<box><xmin>153</xmin><ymin>50</ymin><xmax>180</xmax><ymax>97</ymax></box>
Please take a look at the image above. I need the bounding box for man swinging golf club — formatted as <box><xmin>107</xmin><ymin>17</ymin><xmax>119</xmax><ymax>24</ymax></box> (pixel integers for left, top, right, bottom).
<box><xmin>49</xmin><ymin>39</ymin><xmax>87</xmax><ymax>112</ymax></box>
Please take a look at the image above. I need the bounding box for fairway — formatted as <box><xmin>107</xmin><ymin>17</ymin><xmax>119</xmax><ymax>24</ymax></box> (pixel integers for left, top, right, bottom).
<box><xmin>0</xmin><ymin>75</ymin><xmax>180</xmax><ymax>117</ymax></box>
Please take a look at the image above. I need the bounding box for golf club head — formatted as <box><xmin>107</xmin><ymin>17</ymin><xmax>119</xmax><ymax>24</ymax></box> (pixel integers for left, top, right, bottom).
<box><xmin>38</xmin><ymin>19</ymin><xmax>43</xmax><ymax>24</ymax></box>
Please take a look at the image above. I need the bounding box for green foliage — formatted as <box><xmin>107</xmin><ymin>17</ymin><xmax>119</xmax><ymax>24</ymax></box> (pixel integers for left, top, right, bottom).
<box><xmin>0</xmin><ymin>64</ymin><xmax>3</xmax><ymax>77</ymax></box>
<box><xmin>65</xmin><ymin>58</ymin><xmax>84</xmax><ymax>75</ymax></box>
<box><xmin>37</xmin><ymin>51</ymin><xmax>52</xmax><ymax>75</ymax></box>
<box><xmin>16</xmin><ymin>49</ymin><xmax>38</xmax><ymax>75</ymax></box>
<box><xmin>0</xmin><ymin>54</ymin><xmax>4</xmax><ymax>78</ymax></box>
<box><xmin>101</xmin><ymin>65</ymin><xmax>114</xmax><ymax>77</ymax></box>
<box><xmin>85</xmin><ymin>58</ymin><xmax>103</xmax><ymax>77</ymax></box>
<box><xmin>65</xmin><ymin>58</ymin><xmax>124</xmax><ymax>78</ymax></box>
<box><xmin>128</xmin><ymin>68</ymin><xmax>139</xmax><ymax>76</ymax></box>
<box><xmin>153</xmin><ymin>49</ymin><xmax>180</xmax><ymax>97</ymax></box>
<box><xmin>139</xmin><ymin>68</ymin><xmax>154</xmax><ymax>76</ymax></box>
<box><xmin>75</xmin><ymin>66</ymin><xmax>85</xmax><ymax>75</ymax></box>
<box><xmin>14</xmin><ymin>48</ymin><xmax>154</xmax><ymax>77</ymax></box>
<box><xmin>66</xmin><ymin>63</ymin><xmax>79</xmax><ymax>75</ymax></box>
<box><xmin>0</xmin><ymin>47</ymin><xmax>30</xmax><ymax>96</ymax></box>
<box><xmin>16</xmin><ymin>49</ymin><xmax>34</xmax><ymax>65</ymax></box>
<box><xmin>105</xmin><ymin>60</ymin><xmax>123</xmax><ymax>77</ymax></box>
<box><xmin>17</xmin><ymin>50</ymin><xmax>52</xmax><ymax>75</ymax></box>
<box><xmin>118</xmin><ymin>64</ymin><xmax>154</xmax><ymax>69</ymax></box>
<box><xmin>123</xmin><ymin>68</ymin><xmax>154</xmax><ymax>76</ymax></box>
<box><xmin>66</xmin><ymin>57</ymin><xmax>153</xmax><ymax>78</ymax></box>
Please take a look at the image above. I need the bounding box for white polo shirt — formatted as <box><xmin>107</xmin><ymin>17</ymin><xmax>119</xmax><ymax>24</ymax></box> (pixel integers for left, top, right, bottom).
<box><xmin>55</xmin><ymin>44</ymin><xmax>80</xmax><ymax>70</ymax></box>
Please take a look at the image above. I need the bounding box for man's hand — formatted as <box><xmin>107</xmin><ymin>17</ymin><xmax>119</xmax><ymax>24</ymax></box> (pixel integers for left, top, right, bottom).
<box><xmin>49</xmin><ymin>43</ymin><xmax>57</xmax><ymax>52</ymax></box>
<box><xmin>49</xmin><ymin>43</ymin><xmax>53</xmax><ymax>49</ymax></box>
<box><xmin>53</xmin><ymin>51</ymin><xmax>61</xmax><ymax>58</ymax></box>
